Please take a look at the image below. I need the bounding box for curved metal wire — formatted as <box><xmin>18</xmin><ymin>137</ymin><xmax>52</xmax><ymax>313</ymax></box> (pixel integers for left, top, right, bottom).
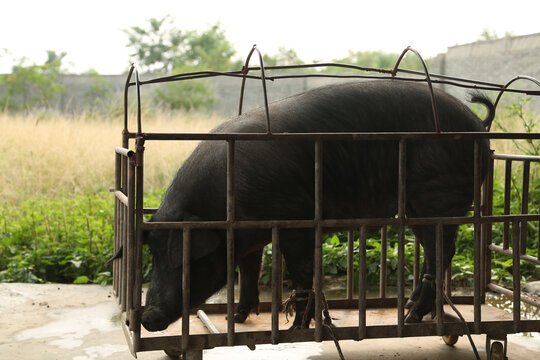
<box><xmin>491</xmin><ymin>75</ymin><xmax>540</xmax><ymax>131</ymax></box>
<box><xmin>392</xmin><ymin>46</ymin><xmax>441</xmax><ymax>133</ymax></box>
<box><xmin>238</xmin><ymin>45</ymin><xmax>272</xmax><ymax>133</ymax></box>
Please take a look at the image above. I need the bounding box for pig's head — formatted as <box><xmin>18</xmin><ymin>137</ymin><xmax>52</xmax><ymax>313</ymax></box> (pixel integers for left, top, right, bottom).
<box><xmin>141</xmin><ymin>217</ymin><xmax>225</xmax><ymax>332</ymax></box>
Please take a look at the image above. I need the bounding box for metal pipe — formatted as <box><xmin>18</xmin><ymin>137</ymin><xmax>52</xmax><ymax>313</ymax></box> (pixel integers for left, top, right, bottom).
<box><xmin>521</xmin><ymin>161</ymin><xmax>530</xmax><ymax>255</ymax></box>
<box><xmin>137</xmin><ymin>131</ymin><xmax>540</xmax><ymax>142</ymax></box>
<box><xmin>271</xmin><ymin>227</ymin><xmax>281</xmax><ymax>344</ymax></box>
<box><xmin>488</xmin><ymin>244</ymin><xmax>540</xmax><ymax>265</ymax></box>
<box><xmin>314</xmin><ymin>140</ymin><xmax>323</xmax><ymax>342</ymax></box>
<box><xmin>473</xmin><ymin>140</ymin><xmax>482</xmax><ymax>333</ymax></box>
<box><xmin>132</xmin><ymin>137</ymin><xmax>145</xmax><ymax>352</ymax></box>
<box><xmin>503</xmin><ymin>160</ymin><xmax>513</xmax><ymax>249</ymax></box>
<box><xmin>487</xmin><ymin>283</ymin><xmax>540</xmax><ymax>308</ymax></box>
<box><xmin>413</xmin><ymin>235</ymin><xmax>420</xmax><ymax>292</ymax></box>
<box><xmin>197</xmin><ymin>310</ymin><xmax>220</xmax><ymax>334</ymax></box>
<box><xmin>226</xmin><ymin>140</ymin><xmax>235</xmax><ymax>346</ymax></box>
<box><xmin>182</xmin><ymin>228</ymin><xmax>191</xmax><ymax>352</ymax></box>
<box><xmin>436</xmin><ymin>223</ymin><xmax>444</xmax><ymax>335</ymax></box>
<box><xmin>380</xmin><ymin>227</ymin><xmax>388</xmax><ymax>298</ymax></box>
<box><xmin>512</xmin><ymin>221</ymin><xmax>521</xmax><ymax>332</ymax></box>
<box><xmin>391</xmin><ymin>46</ymin><xmax>440</xmax><ymax>133</ymax></box>
<box><xmin>347</xmin><ymin>230</ymin><xmax>355</xmax><ymax>300</ymax></box>
<box><xmin>238</xmin><ymin>45</ymin><xmax>272</xmax><ymax>133</ymax></box>
<box><xmin>397</xmin><ymin>140</ymin><xmax>406</xmax><ymax>337</ymax></box>
<box><xmin>358</xmin><ymin>226</ymin><xmax>367</xmax><ymax>340</ymax></box>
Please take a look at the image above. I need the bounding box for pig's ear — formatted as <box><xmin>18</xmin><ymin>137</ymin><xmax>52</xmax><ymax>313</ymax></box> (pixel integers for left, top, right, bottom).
<box><xmin>167</xmin><ymin>215</ymin><xmax>220</xmax><ymax>268</ymax></box>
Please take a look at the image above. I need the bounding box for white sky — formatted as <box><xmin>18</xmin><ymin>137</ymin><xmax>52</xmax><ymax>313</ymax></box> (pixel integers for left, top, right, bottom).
<box><xmin>1</xmin><ymin>0</ymin><xmax>539</xmax><ymax>74</ymax></box>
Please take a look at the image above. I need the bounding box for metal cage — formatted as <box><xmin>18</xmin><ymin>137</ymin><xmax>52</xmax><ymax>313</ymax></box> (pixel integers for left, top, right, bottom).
<box><xmin>112</xmin><ymin>46</ymin><xmax>540</xmax><ymax>359</ymax></box>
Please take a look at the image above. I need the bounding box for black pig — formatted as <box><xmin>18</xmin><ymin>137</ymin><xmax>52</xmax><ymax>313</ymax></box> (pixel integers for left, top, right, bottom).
<box><xmin>141</xmin><ymin>80</ymin><xmax>494</xmax><ymax>331</ymax></box>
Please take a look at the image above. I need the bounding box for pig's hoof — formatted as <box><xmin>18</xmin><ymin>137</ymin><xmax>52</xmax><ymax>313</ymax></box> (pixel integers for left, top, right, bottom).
<box><xmin>405</xmin><ymin>299</ymin><xmax>415</xmax><ymax>309</ymax></box>
<box><xmin>404</xmin><ymin>311</ymin><xmax>422</xmax><ymax>323</ymax></box>
<box><xmin>233</xmin><ymin>310</ymin><xmax>249</xmax><ymax>323</ymax></box>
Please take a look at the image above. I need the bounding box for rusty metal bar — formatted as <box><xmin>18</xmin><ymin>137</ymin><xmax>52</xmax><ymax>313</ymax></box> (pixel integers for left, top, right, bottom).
<box><xmin>473</xmin><ymin>139</ymin><xmax>482</xmax><ymax>333</ymax></box>
<box><xmin>435</xmin><ymin>223</ymin><xmax>444</xmax><ymax>336</ymax></box>
<box><xmin>512</xmin><ymin>220</ymin><xmax>521</xmax><ymax>332</ymax></box>
<box><xmin>380</xmin><ymin>227</ymin><xmax>388</xmax><ymax>298</ymax></box>
<box><xmin>488</xmin><ymin>244</ymin><xmax>540</xmax><ymax>265</ymax></box>
<box><xmin>142</xmin><ymin>213</ymin><xmax>540</xmax><ymax>232</ymax></box>
<box><xmin>226</xmin><ymin>140</ymin><xmax>235</xmax><ymax>346</ymax></box>
<box><xmin>392</xmin><ymin>46</ymin><xmax>440</xmax><ymax>133</ymax></box>
<box><xmin>397</xmin><ymin>140</ymin><xmax>406</xmax><ymax>337</ymax></box>
<box><xmin>520</xmin><ymin>161</ymin><xmax>530</xmax><ymax>255</ymax></box>
<box><xmin>347</xmin><ymin>230</ymin><xmax>355</xmax><ymax>300</ymax></box>
<box><xmin>132</xmin><ymin>137</ymin><xmax>145</xmax><ymax>352</ymax></box>
<box><xmin>413</xmin><ymin>235</ymin><xmax>420</xmax><ymax>295</ymax></box>
<box><xmin>492</xmin><ymin>76</ymin><xmax>540</xmax><ymax>130</ymax></box>
<box><xmin>484</xmin><ymin>154</ymin><xmax>495</xmax><ymax>290</ymax></box>
<box><xmin>238</xmin><ymin>45</ymin><xmax>271</xmax><ymax>133</ymax></box>
<box><xmin>314</xmin><ymin>140</ymin><xmax>323</xmax><ymax>342</ymax></box>
<box><xmin>358</xmin><ymin>226</ymin><xmax>367</xmax><ymax>340</ymax></box>
<box><xmin>126</xmin><ymin>155</ymin><xmax>135</xmax><ymax>329</ymax></box>
<box><xmin>123</xmin><ymin>64</ymin><xmax>135</xmax><ymax>132</ymax></box>
<box><xmin>271</xmin><ymin>227</ymin><xmax>282</xmax><ymax>344</ymax></box>
<box><xmin>503</xmin><ymin>160</ymin><xmax>513</xmax><ymax>249</ymax></box>
<box><xmin>487</xmin><ymin>283</ymin><xmax>540</xmax><ymax>308</ymax></box>
<box><xmin>137</xmin><ymin>131</ymin><xmax>540</xmax><ymax>142</ymax></box>
<box><xmin>182</xmin><ymin>228</ymin><xmax>191</xmax><ymax>352</ymax></box>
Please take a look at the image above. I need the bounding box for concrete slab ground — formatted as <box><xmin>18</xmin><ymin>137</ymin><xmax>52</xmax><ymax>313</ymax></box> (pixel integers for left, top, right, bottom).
<box><xmin>1</xmin><ymin>283</ymin><xmax>538</xmax><ymax>360</ymax></box>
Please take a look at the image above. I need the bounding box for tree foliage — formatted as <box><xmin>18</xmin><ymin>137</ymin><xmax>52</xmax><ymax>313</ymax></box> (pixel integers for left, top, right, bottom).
<box><xmin>125</xmin><ymin>17</ymin><xmax>237</xmax><ymax>110</ymax></box>
<box><xmin>125</xmin><ymin>17</ymin><xmax>236</xmax><ymax>73</ymax></box>
<box><xmin>0</xmin><ymin>50</ymin><xmax>66</xmax><ymax>110</ymax></box>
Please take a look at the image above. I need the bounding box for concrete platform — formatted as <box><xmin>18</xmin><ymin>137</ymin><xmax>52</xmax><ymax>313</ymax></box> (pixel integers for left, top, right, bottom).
<box><xmin>1</xmin><ymin>283</ymin><xmax>538</xmax><ymax>359</ymax></box>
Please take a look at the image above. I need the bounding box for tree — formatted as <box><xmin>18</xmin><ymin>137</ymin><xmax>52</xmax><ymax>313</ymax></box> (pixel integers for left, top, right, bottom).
<box><xmin>125</xmin><ymin>17</ymin><xmax>237</xmax><ymax>73</ymax></box>
<box><xmin>125</xmin><ymin>17</ymin><xmax>238</xmax><ymax>111</ymax></box>
<box><xmin>0</xmin><ymin>50</ymin><xmax>66</xmax><ymax>110</ymax></box>
<box><xmin>262</xmin><ymin>46</ymin><xmax>304</xmax><ymax>67</ymax></box>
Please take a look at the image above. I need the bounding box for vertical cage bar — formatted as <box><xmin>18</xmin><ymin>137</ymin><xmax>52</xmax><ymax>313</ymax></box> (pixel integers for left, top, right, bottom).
<box><xmin>512</xmin><ymin>220</ymin><xmax>521</xmax><ymax>332</ymax></box>
<box><xmin>503</xmin><ymin>160</ymin><xmax>512</xmax><ymax>249</ymax></box>
<box><xmin>314</xmin><ymin>140</ymin><xmax>323</xmax><ymax>342</ymax></box>
<box><xmin>121</xmin><ymin>201</ymin><xmax>127</xmax><ymax>312</ymax></box>
<box><xmin>226</xmin><ymin>140</ymin><xmax>235</xmax><ymax>346</ymax></box>
<box><xmin>126</xmin><ymin>155</ymin><xmax>136</xmax><ymax>328</ymax></box>
<box><xmin>347</xmin><ymin>230</ymin><xmax>355</xmax><ymax>300</ymax></box>
<box><xmin>182</xmin><ymin>228</ymin><xmax>191</xmax><ymax>352</ymax></box>
<box><xmin>271</xmin><ymin>227</ymin><xmax>282</xmax><ymax>345</ymax></box>
<box><xmin>132</xmin><ymin>138</ymin><xmax>145</xmax><ymax>351</ymax></box>
<box><xmin>435</xmin><ymin>223</ymin><xmax>444</xmax><ymax>336</ymax></box>
<box><xmin>484</xmin><ymin>154</ymin><xmax>495</xmax><ymax>289</ymax></box>
<box><xmin>380</xmin><ymin>227</ymin><xmax>388</xmax><ymax>298</ymax></box>
<box><xmin>397</xmin><ymin>139</ymin><xmax>406</xmax><ymax>337</ymax></box>
<box><xmin>473</xmin><ymin>139</ymin><xmax>482</xmax><ymax>333</ymax></box>
<box><xmin>520</xmin><ymin>161</ymin><xmax>530</xmax><ymax>255</ymax></box>
<box><xmin>358</xmin><ymin>226</ymin><xmax>367</xmax><ymax>340</ymax></box>
<box><xmin>413</xmin><ymin>235</ymin><xmax>420</xmax><ymax>292</ymax></box>
<box><xmin>113</xmin><ymin>153</ymin><xmax>121</xmax><ymax>297</ymax></box>
<box><xmin>445</xmin><ymin>267</ymin><xmax>452</xmax><ymax>298</ymax></box>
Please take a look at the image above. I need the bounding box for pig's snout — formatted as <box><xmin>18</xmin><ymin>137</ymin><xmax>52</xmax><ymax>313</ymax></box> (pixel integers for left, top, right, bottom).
<box><xmin>141</xmin><ymin>306</ymin><xmax>171</xmax><ymax>332</ymax></box>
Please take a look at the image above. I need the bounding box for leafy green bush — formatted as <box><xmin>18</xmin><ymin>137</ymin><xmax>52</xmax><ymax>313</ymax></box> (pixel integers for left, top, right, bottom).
<box><xmin>0</xmin><ymin>190</ymin><xmax>164</xmax><ymax>284</ymax></box>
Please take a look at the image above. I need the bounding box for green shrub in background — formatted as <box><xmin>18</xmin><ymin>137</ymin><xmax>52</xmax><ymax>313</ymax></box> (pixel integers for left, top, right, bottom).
<box><xmin>0</xmin><ymin>191</ymin><xmax>163</xmax><ymax>284</ymax></box>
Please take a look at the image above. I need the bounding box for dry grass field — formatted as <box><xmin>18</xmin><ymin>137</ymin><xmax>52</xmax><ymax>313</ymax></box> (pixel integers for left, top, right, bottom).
<box><xmin>0</xmin><ymin>102</ymin><xmax>537</xmax><ymax>204</ymax></box>
<box><xmin>0</xmin><ymin>111</ymin><xmax>223</xmax><ymax>204</ymax></box>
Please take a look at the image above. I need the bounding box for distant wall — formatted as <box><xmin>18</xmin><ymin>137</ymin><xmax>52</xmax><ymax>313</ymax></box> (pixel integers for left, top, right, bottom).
<box><xmin>3</xmin><ymin>33</ymin><xmax>540</xmax><ymax>116</ymax></box>
<box><xmin>429</xmin><ymin>32</ymin><xmax>540</xmax><ymax>113</ymax></box>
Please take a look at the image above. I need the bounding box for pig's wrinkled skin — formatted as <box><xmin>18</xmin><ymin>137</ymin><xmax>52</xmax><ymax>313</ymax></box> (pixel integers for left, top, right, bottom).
<box><xmin>141</xmin><ymin>80</ymin><xmax>494</xmax><ymax>331</ymax></box>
